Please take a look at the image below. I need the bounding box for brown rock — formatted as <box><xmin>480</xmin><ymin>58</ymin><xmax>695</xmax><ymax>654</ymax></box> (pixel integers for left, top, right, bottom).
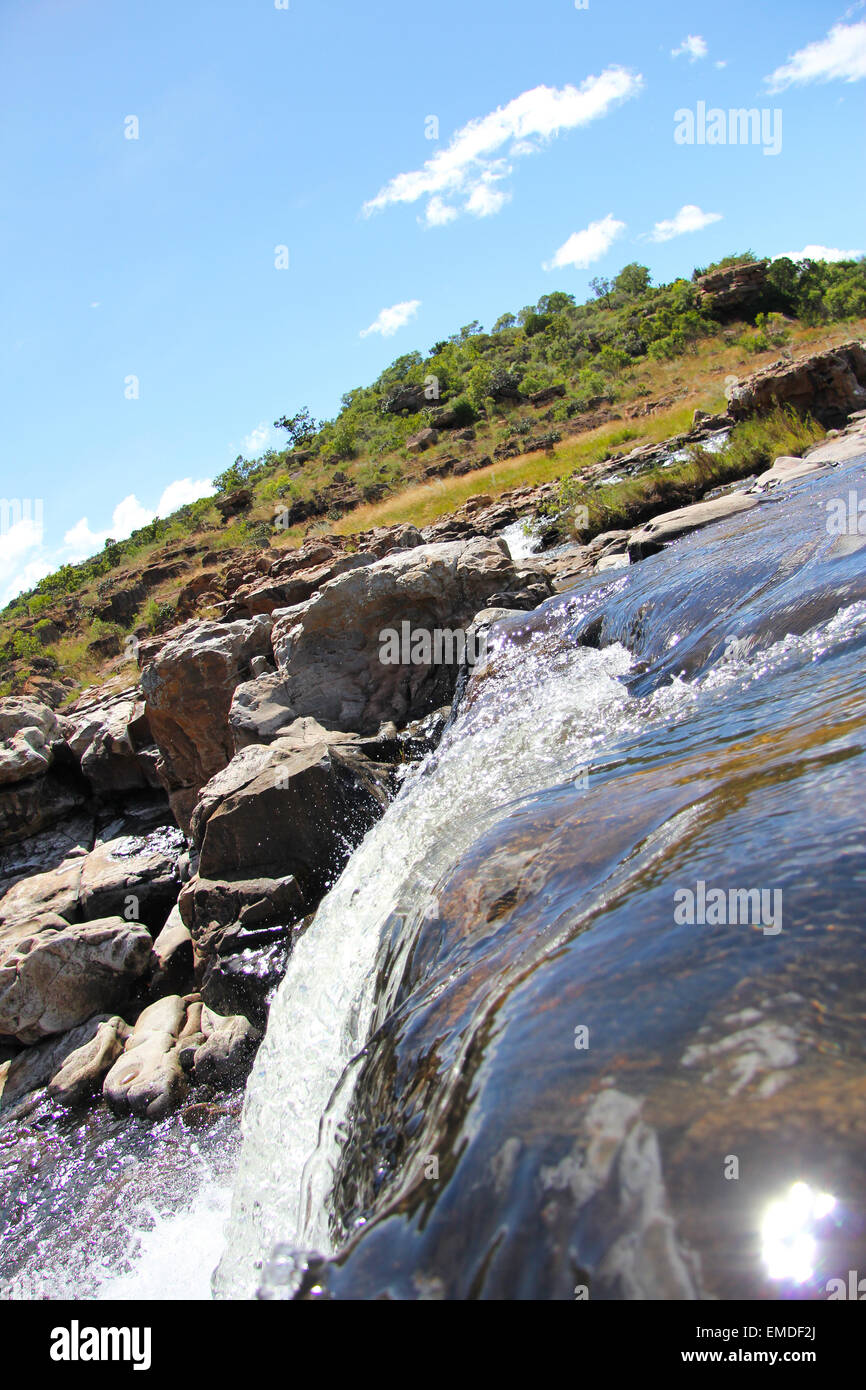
<box><xmin>140</xmin><ymin>616</ymin><xmax>273</xmax><ymax>830</ymax></box>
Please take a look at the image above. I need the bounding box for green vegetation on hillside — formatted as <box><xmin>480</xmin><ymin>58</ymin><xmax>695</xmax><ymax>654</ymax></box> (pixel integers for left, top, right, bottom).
<box><xmin>1</xmin><ymin>250</ymin><xmax>864</xmax><ymax>701</ymax></box>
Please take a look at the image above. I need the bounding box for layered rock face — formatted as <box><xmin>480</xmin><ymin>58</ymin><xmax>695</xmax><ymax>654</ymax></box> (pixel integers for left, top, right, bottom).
<box><xmin>0</xmin><ymin>536</ymin><xmax>547</xmax><ymax>1119</ymax></box>
<box><xmin>726</xmin><ymin>340</ymin><xmax>866</xmax><ymax>428</ymax></box>
<box><xmin>695</xmin><ymin>260</ymin><xmax>771</xmax><ymax>319</ymax></box>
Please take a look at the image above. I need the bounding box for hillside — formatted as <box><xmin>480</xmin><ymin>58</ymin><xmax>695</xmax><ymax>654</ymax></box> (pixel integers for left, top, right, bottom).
<box><xmin>2</xmin><ymin>250</ymin><xmax>865</xmax><ymax>705</ymax></box>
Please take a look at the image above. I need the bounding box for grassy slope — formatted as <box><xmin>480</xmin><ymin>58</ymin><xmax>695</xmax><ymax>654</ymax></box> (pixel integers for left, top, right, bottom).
<box><xmin>2</xmin><ymin>296</ymin><xmax>864</xmax><ymax>703</ymax></box>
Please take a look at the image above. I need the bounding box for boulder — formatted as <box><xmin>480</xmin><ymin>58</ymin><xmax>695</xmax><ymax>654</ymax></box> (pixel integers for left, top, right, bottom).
<box><xmin>382</xmin><ymin>383</ymin><xmax>433</xmax><ymax>415</ymax></box>
<box><xmin>354</xmin><ymin>525</ymin><xmax>425</xmax><ymax>559</ymax></box>
<box><xmin>726</xmin><ymin>340</ymin><xmax>866</xmax><ymax>429</ymax></box>
<box><xmin>140</xmin><ymin>615</ymin><xmax>273</xmax><ymax>830</ymax></box>
<box><xmin>0</xmin><ymin>696</ymin><xmax>65</xmax><ymax>746</ymax></box>
<box><xmin>66</xmin><ymin>690</ymin><xmax>161</xmax><ymax>795</ymax></box>
<box><xmin>178</xmin><ymin>872</ymin><xmax>305</xmax><ymax>966</ymax></box>
<box><xmin>0</xmin><ymin>1013</ymin><xmax>120</xmax><ymax>1113</ymax></box>
<box><xmin>77</xmin><ymin>831</ymin><xmax>184</xmax><ymax>930</ymax></box>
<box><xmin>0</xmin><ymin>726</ymin><xmax>54</xmax><ymax>787</ymax></box>
<box><xmin>190</xmin><ymin>736</ymin><xmax>390</xmax><ymax>890</ymax></box>
<box><xmin>0</xmin><ymin>916</ymin><xmax>152</xmax><ymax>1044</ymax></box>
<box><xmin>0</xmin><ymin>860</ymin><xmax>83</xmax><ymax>935</ymax></box>
<box><xmin>406</xmin><ymin>428</ymin><xmax>439</xmax><ymax>454</ymax></box>
<box><xmin>269</xmin><ymin>538</ymin><xmax>532</xmax><ymax>734</ymax></box>
<box><xmin>103</xmin><ymin>994</ymin><xmax>188</xmax><ymax>1120</ymax></box>
<box><xmin>47</xmin><ymin>1015</ymin><xmax>131</xmax><ymax>1106</ymax></box>
<box><xmin>192</xmin><ymin>1006</ymin><xmax>261</xmax><ymax>1088</ymax></box>
<box><xmin>228</xmin><ymin>674</ymin><xmax>298</xmax><ymax>749</ymax></box>
<box><xmin>529</xmin><ymin>384</ymin><xmax>566</xmax><ymax>407</ymax></box>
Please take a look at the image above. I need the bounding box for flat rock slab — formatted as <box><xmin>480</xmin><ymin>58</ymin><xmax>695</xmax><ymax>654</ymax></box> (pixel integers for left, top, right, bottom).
<box><xmin>629</xmin><ymin>492</ymin><xmax>760</xmax><ymax>558</ymax></box>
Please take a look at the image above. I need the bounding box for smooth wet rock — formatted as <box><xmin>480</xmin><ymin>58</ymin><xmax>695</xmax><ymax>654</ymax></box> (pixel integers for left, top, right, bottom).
<box><xmin>77</xmin><ymin>832</ymin><xmax>183</xmax><ymax>930</ymax></box>
<box><xmin>192</xmin><ymin>1006</ymin><xmax>260</xmax><ymax>1088</ymax></box>
<box><xmin>48</xmin><ymin>1015</ymin><xmax>131</xmax><ymax>1106</ymax></box>
<box><xmin>103</xmin><ymin>994</ymin><xmax>188</xmax><ymax>1120</ymax></box>
<box><xmin>0</xmin><ymin>916</ymin><xmax>152</xmax><ymax>1043</ymax></box>
<box><xmin>628</xmin><ymin>492</ymin><xmax>760</xmax><ymax>560</ymax></box>
<box><xmin>0</xmin><ymin>1014</ymin><xmax>117</xmax><ymax>1113</ymax></box>
<box><xmin>149</xmin><ymin>904</ymin><xmax>194</xmax><ymax>997</ymax></box>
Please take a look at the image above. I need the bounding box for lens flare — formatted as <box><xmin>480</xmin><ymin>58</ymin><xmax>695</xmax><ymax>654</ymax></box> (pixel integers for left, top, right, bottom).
<box><xmin>761</xmin><ymin>1182</ymin><xmax>837</xmax><ymax>1283</ymax></box>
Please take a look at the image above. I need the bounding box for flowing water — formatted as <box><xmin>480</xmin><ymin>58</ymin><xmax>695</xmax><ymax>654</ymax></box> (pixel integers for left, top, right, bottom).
<box><xmin>3</xmin><ymin>450</ymin><xmax>866</xmax><ymax>1299</ymax></box>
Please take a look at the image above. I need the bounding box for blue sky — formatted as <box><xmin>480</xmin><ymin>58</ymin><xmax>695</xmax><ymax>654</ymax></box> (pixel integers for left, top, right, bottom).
<box><xmin>1</xmin><ymin>0</ymin><xmax>865</xmax><ymax>604</ymax></box>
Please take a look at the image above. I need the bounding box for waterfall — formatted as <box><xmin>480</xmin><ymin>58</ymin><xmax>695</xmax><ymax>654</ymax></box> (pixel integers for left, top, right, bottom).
<box><xmin>213</xmin><ymin>613</ymin><xmax>634</xmax><ymax>1297</ymax></box>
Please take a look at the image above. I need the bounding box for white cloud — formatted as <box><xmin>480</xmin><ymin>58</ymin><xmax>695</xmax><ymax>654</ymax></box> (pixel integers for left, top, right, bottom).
<box><xmin>672</xmin><ymin>35</ymin><xmax>708</xmax><ymax>62</ymax></box>
<box><xmin>465</xmin><ymin>178</ymin><xmax>510</xmax><ymax>218</ymax></box>
<box><xmin>649</xmin><ymin>204</ymin><xmax>723</xmax><ymax>242</ymax></box>
<box><xmin>715</xmin><ymin>60</ymin><xmax>728</xmax><ymax>70</ymax></box>
<box><xmin>0</xmin><ymin>517</ymin><xmax>48</xmax><ymax>607</ymax></box>
<box><xmin>363</xmin><ymin>69</ymin><xmax>643</xmax><ymax>226</ymax></box>
<box><xmin>424</xmin><ymin>197</ymin><xmax>458</xmax><ymax>227</ymax></box>
<box><xmin>156</xmin><ymin>477</ymin><xmax>216</xmax><ymax>515</ymax></box>
<box><xmin>766</xmin><ymin>21</ymin><xmax>866</xmax><ymax>90</ymax></box>
<box><xmin>360</xmin><ymin>299</ymin><xmax>422</xmax><ymax>338</ymax></box>
<box><xmin>64</xmin><ymin>494</ymin><xmax>154</xmax><ymax>559</ymax></box>
<box><xmin>543</xmin><ymin>215</ymin><xmax>627</xmax><ymax>272</ymax></box>
<box><xmin>241</xmin><ymin>423</ymin><xmax>271</xmax><ymax>457</ymax></box>
<box><xmin>1</xmin><ymin>476</ymin><xmax>221</xmax><ymax>608</ymax></box>
<box><xmin>773</xmin><ymin>244</ymin><xmax>864</xmax><ymax>262</ymax></box>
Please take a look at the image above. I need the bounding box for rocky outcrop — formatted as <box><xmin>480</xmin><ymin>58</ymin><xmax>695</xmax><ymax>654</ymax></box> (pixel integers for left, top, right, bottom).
<box><xmin>696</xmin><ymin>260</ymin><xmax>771</xmax><ymax>319</ymax></box>
<box><xmin>726</xmin><ymin>340</ymin><xmax>866</xmax><ymax>429</ymax></box>
<box><xmin>231</xmin><ymin>553</ymin><xmax>371</xmax><ymax>619</ymax></box>
<box><xmin>139</xmin><ymin>615</ymin><xmax>273</xmax><ymax>830</ymax></box>
<box><xmin>0</xmin><ymin>916</ymin><xmax>152</xmax><ymax>1043</ymax></box>
<box><xmin>190</xmin><ymin>736</ymin><xmax>391</xmax><ymax>887</ymax></box>
<box><xmin>382</xmin><ymin>383</ymin><xmax>437</xmax><ymax>415</ymax></box>
<box><xmin>0</xmin><ymin>827</ymin><xmax>185</xmax><ymax>933</ymax></box>
<box><xmin>65</xmin><ymin>689</ymin><xmax>161</xmax><ymax>795</ymax></box>
<box><xmin>269</xmin><ymin>538</ymin><xmax>543</xmax><ymax>734</ymax></box>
